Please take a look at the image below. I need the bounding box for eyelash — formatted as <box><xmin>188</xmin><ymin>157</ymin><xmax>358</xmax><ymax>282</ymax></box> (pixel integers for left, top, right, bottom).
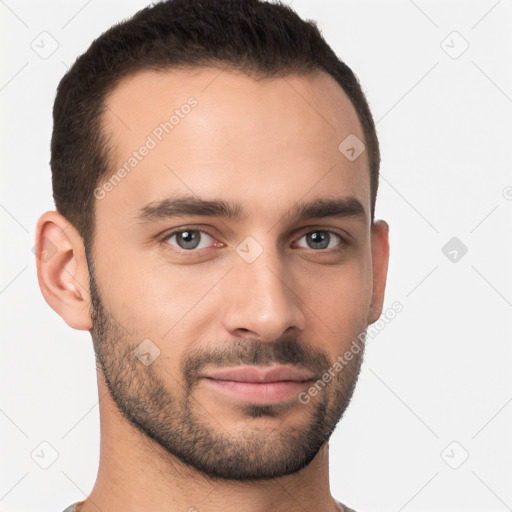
<box><xmin>158</xmin><ymin>227</ymin><xmax>348</xmax><ymax>256</ymax></box>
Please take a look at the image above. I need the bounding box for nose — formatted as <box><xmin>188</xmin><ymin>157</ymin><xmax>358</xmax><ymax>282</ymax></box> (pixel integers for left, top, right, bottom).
<box><xmin>221</xmin><ymin>245</ymin><xmax>306</xmax><ymax>342</ymax></box>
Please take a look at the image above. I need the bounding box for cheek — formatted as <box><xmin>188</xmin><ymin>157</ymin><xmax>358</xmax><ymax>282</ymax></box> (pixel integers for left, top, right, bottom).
<box><xmin>95</xmin><ymin>249</ymin><xmax>226</xmax><ymax>343</ymax></box>
<box><xmin>301</xmin><ymin>259</ymin><xmax>372</xmax><ymax>345</ymax></box>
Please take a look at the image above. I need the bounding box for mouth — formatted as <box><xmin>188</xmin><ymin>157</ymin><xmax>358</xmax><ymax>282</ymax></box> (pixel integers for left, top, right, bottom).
<box><xmin>201</xmin><ymin>378</ymin><xmax>313</xmax><ymax>404</ymax></box>
<box><xmin>201</xmin><ymin>365</ymin><xmax>315</xmax><ymax>405</ymax></box>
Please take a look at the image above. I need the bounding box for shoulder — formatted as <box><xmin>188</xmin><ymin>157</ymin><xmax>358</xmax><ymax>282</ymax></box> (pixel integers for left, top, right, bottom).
<box><xmin>61</xmin><ymin>502</ymin><xmax>80</xmax><ymax>512</ymax></box>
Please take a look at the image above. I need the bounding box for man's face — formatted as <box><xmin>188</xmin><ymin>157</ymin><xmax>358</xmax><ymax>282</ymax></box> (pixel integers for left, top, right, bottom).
<box><xmin>88</xmin><ymin>67</ymin><xmax>379</xmax><ymax>480</ymax></box>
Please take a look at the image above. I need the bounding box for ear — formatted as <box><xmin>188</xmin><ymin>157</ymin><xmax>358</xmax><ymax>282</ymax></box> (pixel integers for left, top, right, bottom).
<box><xmin>368</xmin><ymin>219</ymin><xmax>390</xmax><ymax>325</ymax></box>
<box><xmin>34</xmin><ymin>211</ymin><xmax>92</xmax><ymax>330</ymax></box>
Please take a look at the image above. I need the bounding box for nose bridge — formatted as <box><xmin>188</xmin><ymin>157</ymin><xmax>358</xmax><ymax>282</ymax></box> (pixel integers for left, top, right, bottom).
<box><xmin>221</xmin><ymin>237</ymin><xmax>306</xmax><ymax>340</ymax></box>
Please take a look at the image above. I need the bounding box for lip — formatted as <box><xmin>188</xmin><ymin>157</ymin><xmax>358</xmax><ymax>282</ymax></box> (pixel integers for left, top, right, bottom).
<box><xmin>201</xmin><ymin>365</ymin><xmax>316</xmax><ymax>405</ymax></box>
<box><xmin>203</xmin><ymin>365</ymin><xmax>315</xmax><ymax>383</ymax></box>
<box><xmin>202</xmin><ymin>379</ymin><xmax>312</xmax><ymax>405</ymax></box>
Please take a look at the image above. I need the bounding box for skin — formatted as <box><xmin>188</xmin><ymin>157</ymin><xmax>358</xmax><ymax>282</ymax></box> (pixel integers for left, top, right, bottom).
<box><xmin>35</xmin><ymin>67</ymin><xmax>389</xmax><ymax>512</ymax></box>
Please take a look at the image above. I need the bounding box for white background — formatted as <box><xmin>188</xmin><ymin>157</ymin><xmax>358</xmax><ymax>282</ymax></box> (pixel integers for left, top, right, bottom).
<box><xmin>1</xmin><ymin>1</ymin><xmax>511</xmax><ymax>511</ymax></box>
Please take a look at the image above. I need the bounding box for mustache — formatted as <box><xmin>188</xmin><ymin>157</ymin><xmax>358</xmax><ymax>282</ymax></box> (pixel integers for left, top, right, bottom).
<box><xmin>181</xmin><ymin>336</ymin><xmax>332</xmax><ymax>386</ymax></box>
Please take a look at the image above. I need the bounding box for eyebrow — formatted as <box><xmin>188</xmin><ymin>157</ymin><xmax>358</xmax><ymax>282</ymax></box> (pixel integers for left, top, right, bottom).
<box><xmin>135</xmin><ymin>194</ymin><xmax>367</xmax><ymax>225</ymax></box>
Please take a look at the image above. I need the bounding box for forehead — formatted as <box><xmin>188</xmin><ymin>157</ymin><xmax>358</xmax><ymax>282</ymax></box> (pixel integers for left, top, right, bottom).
<box><xmin>98</xmin><ymin>67</ymin><xmax>370</xmax><ymax>228</ymax></box>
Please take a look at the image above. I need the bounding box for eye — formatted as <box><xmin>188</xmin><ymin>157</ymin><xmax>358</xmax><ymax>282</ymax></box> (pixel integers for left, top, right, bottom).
<box><xmin>159</xmin><ymin>227</ymin><xmax>346</xmax><ymax>256</ymax></box>
<box><xmin>163</xmin><ymin>229</ymin><xmax>218</xmax><ymax>251</ymax></box>
<box><xmin>295</xmin><ymin>230</ymin><xmax>344</xmax><ymax>251</ymax></box>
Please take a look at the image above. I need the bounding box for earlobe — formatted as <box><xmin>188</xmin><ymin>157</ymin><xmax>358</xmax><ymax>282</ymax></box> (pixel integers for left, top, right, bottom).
<box><xmin>368</xmin><ymin>219</ymin><xmax>390</xmax><ymax>325</ymax></box>
<box><xmin>35</xmin><ymin>211</ymin><xmax>93</xmax><ymax>330</ymax></box>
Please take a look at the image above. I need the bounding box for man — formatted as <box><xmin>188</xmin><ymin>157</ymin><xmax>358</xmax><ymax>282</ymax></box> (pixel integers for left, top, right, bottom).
<box><xmin>35</xmin><ymin>0</ymin><xmax>389</xmax><ymax>510</ymax></box>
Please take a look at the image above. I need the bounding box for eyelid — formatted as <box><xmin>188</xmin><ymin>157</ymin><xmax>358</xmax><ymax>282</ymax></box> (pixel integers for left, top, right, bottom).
<box><xmin>294</xmin><ymin>225</ymin><xmax>349</xmax><ymax>241</ymax></box>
